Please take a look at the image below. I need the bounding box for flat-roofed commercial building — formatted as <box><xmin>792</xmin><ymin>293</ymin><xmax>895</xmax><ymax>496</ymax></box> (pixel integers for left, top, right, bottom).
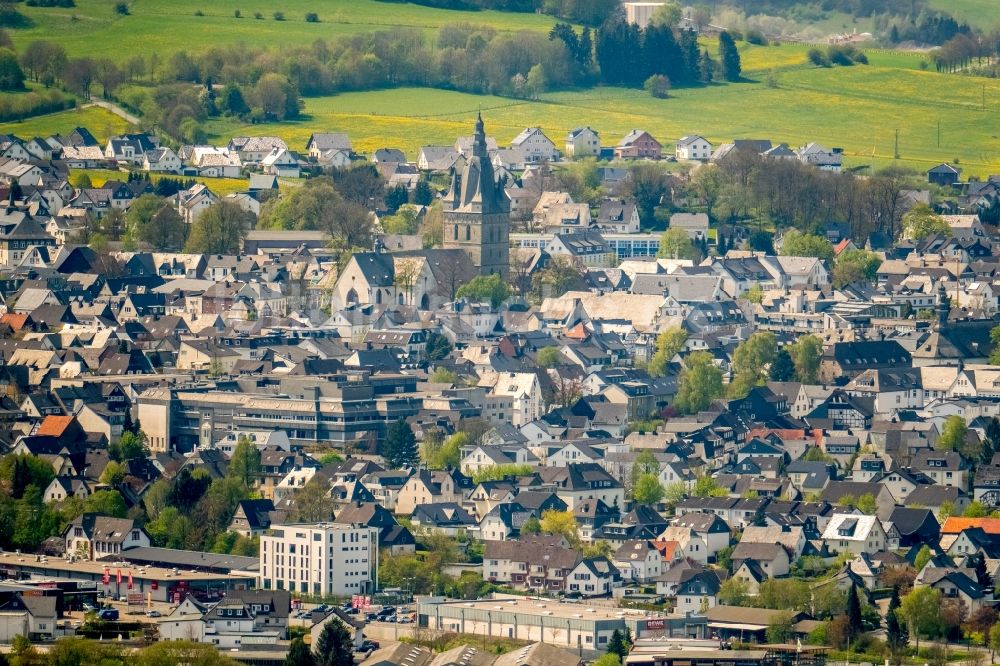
<box><xmin>0</xmin><ymin>551</ymin><xmax>254</xmax><ymax>603</ymax></box>
<box><xmin>418</xmin><ymin>596</ymin><xmax>670</xmax><ymax>651</ymax></box>
<box><xmin>138</xmin><ymin>374</ymin><xmax>423</xmax><ymax>452</ymax></box>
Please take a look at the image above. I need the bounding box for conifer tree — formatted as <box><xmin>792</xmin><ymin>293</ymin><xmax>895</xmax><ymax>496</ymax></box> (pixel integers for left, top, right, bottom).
<box><xmin>846</xmin><ymin>583</ymin><xmax>863</xmax><ymax>637</ymax></box>
<box><xmin>314</xmin><ymin>619</ymin><xmax>353</xmax><ymax>666</ymax></box>
<box><xmin>383</xmin><ymin>419</ymin><xmax>418</xmax><ymax>469</ymax></box>
<box><xmin>719</xmin><ymin>31</ymin><xmax>742</xmax><ymax>82</ymax></box>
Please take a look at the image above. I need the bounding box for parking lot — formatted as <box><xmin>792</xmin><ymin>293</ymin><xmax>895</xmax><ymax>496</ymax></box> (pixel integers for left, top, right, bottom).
<box><xmin>289</xmin><ymin>600</ymin><xmax>416</xmax><ymax>626</ymax></box>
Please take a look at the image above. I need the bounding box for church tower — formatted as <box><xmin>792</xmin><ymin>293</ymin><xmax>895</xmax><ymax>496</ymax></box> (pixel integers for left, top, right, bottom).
<box><xmin>442</xmin><ymin>114</ymin><xmax>510</xmax><ymax>278</ymax></box>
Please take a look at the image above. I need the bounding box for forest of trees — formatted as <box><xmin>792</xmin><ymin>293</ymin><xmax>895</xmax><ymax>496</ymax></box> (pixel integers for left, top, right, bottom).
<box><xmin>0</xmin><ymin>424</ymin><xmax>262</xmax><ymax>557</ymax></box>
<box><xmin>690</xmin><ymin>147</ymin><xmax>910</xmax><ymax>241</ymax></box>
<box><xmin>594</xmin><ymin>21</ymin><xmax>739</xmax><ymax>88</ymax></box>
<box><xmin>10</xmin><ymin>9</ymin><xmax>748</xmax><ymax>144</ymax></box>
<box><xmin>379</xmin><ymin>0</ymin><xmax>616</xmax><ymax>25</ymax></box>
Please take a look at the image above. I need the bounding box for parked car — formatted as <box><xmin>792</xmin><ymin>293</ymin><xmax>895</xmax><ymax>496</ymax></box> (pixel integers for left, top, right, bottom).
<box><xmin>98</xmin><ymin>609</ymin><xmax>119</xmax><ymax>621</ymax></box>
<box><xmin>146</xmin><ymin>610</ymin><xmax>161</xmax><ymax>618</ymax></box>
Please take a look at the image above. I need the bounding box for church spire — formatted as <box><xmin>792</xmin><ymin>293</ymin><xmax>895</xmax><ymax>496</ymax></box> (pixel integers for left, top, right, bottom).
<box><xmin>473</xmin><ymin>112</ymin><xmax>487</xmax><ymax>158</ymax></box>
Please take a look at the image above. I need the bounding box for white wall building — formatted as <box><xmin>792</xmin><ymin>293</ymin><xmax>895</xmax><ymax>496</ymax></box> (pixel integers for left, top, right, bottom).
<box><xmin>624</xmin><ymin>2</ymin><xmax>665</xmax><ymax>28</ymax></box>
<box><xmin>675</xmin><ymin>136</ymin><xmax>713</xmax><ymax>161</ymax></box>
<box><xmin>259</xmin><ymin>523</ymin><xmax>375</xmax><ymax>597</ymax></box>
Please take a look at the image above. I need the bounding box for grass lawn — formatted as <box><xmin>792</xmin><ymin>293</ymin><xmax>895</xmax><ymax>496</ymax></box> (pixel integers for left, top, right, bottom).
<box><xmin>190</xmin><ymin>50</ymin><xmax>1000</xmax><ymax>178</ymax></box>
<box><xmin>73</xmin><ymin>168</ymin><xmax>249</xmax><ymax>196</ymax></box>
<box><xmin>9</xmin><ymin>0</ymin><xmax>561</xmax><ymax>62</ymax></box>
<box><xmin>927</xmin><ymin>0</ymin><xmax>1000</xmax><ymax>29</ymax></box>
<box><xmin>6</xmin><ymin>47</ymin><xmax>1000</xmax><ymax>178</ymax></box>
<box><xmin>1</xmin><ymin>16</ymin><xmax>998</xmax><ymax>177</ymax></box>
<box><xmin>0</xmin><ymin>105</ymin><xmax>132</xmax><ymax>143</ymax></box>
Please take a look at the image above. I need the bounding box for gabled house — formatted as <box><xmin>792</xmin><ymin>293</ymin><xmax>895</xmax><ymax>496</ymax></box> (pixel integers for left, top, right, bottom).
<box><xmin>261</xmin><ymin>148</ymin><xmax>300</xmax><ymax>178</ymax></box>
<box><xmin>615</xmin><ymin>130</ymin><xmax>661</xmax><ymax>160</ymax></box>
<box><xmin>537</xmin><ymin>462</ymin><xmax>624</xmax><ymax>510</ymax></box>
<box><xmin>229</xmin><ymin>498</ymin><xmax>276</xmax><ymax>538</ymax></box>
<box><xmin>143</xmin><ymin>147</ymin><xmax>182</xmax><ymax>173</ymax></box>
<box><xmin>595</xmin><ymin>199</ymin><xmax>640</xmax><ymax>233</ymax></box>
<box><xmin>306</xmin><ymin>133</ymin><xmax>352</xmax><ymax>161</ymax></box>
<box><xmin>928</xmin><ymin>163</ymin><xmax>961</xmax><ymax>187</ymax></box>
<box><xmin>820</xmin><ymin>341</ymin><xmax>912</xmax><ymax>384</ymax></box>
<box><xmin>612</xmin><ymin>539</ymin><xmax>663</xmax><ymax>583</ymax></box>
<box><xmin>484</xmin><ymin>535</ymin><xmax>618</xmax><ymax>597</ymax></box>
<box><xmin>510</xmin><ymin>127</ymin><xmax>558</xmax><ymax>163</ymax></box>
<box><xmin>674</xmin><ymin>569</ymin><xmax>722</xmax><ymax>615</ymax></box>
<box><xmin>911</xmin><ymin>449</ymin><xmax>970</xmax><ymax>490</ymax></box>
<box><xmin>395</xmin><ymin>468</ymin><xmax>468</xmax><ymax>515</ymax></box>
<box><xmin>670</xmin><ymin>512</ymin><xmax>731</xmax><ymax>556</ymax></box>
<box><xmin>730</xmin><ymin>542</ymin><xmax>792</xmax><ymax>578</ymax></box>
<box><xmin>925</xmin><ymin>569</ymin><xmax>990</xmax><ymax>614</ymax></box>
<box><xmin>675</xmin><ymin>135</ymin><xmax>713</xmax><ymax>161</ymax></box>
<box><xmin>0</xmin><ymin>594</ymin><xmax>56</xmax><ymax>641</ymax></box>
<box><xmin>821</xmin><ymin>513</ymin><xmax>888</xmax><ymax>556</ymax></box>
<box><xmin>478</xmin><ymin>371</ymin><xmax>545</xmax><ymax>427</ymax></box>
<box><xmin>63</xmin><ymin>514</ymin><xmax>150</xmax><ymax>559</ymax></box>
<box><xmin>565</xmin><ymin>127</ymin><xmax>600</xmax><ymax>158</ymax></box>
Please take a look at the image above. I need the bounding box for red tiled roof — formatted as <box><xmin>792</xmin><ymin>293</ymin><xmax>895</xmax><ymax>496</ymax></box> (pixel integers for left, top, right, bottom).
<box><xmin>36</xmin><ymin>415</ymin><xmax>74</xmax><ymax>437</ymax></box>
<box><xmin>651</xmin><ymin>539</ymin><xmax>680</xmax><ymax>560</ymax></box>
<box><xmin>0</xmin><ymin>313</ymin><xmax>28</xmax><ymax>331</ymax></box>
<box><xmin>940</xmin><ymin>517</ymin><xmax>1000</xmax><ymax>534</ymax></box>
<box><xmin>833</xmin><ymin>238</ymin><xmax>852</xmax><ymax>256</ymax></box>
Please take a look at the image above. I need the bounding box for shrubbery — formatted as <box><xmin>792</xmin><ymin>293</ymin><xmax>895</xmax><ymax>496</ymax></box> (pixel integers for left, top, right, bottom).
<box><xmin>0</xmin><ymin>88</ymin><xmax>74</xmax><ymax>122</ymax></box>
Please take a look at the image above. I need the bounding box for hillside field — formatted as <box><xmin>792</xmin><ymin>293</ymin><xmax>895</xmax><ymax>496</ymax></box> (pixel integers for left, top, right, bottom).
<box><xmin>7</xmin><ymin>0</ymin><xmax>561</xmax><ymax>61</ymax></box>
<box><xmin>197</xmin><ymin>44</ymin><xmax>1000</xmax><ymax>178</ymax></box>
<box><xmin>0</xmin><ymin>105</ymin><xmax>131</xmax><ymax>142</ymax></box>
<box><xmin>926</xmin><ymin>0</ymin><xmax>1000</xmax><ymax>29</ymax></box>
<box><xmin>1</xmin><ymin>7</ymin><xmax>1000</xmax><ymax>176</ymax></box>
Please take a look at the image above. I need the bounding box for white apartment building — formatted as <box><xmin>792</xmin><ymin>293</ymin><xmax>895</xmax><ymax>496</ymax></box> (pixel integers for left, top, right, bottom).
<box><xmin>259</xmin><ymin>523</ymin><xmax>376</xmax><ymax>597</ymax></box>
<box><xmin>624</xmin><ymin>2</ymin><xmax>665</xmax><ymax>28</ymax></box>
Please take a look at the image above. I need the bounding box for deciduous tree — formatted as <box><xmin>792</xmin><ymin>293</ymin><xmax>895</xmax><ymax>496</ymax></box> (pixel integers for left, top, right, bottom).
<box><xmin>185</xmin><ymin>200</ymin><xmax>253</xmax><ymax>254</ymax></box>
<box><xmin>228</xmin><ymin>436</ymin><xmax>261</xmax><ymax>488</ymax></box>
<box><xmin>456</xmin><ymin>274</ymin><xmax>512</xmax><ymax>308</ymax></box>
<box><xmin>900</xmin><ymin>585</ymin><xmax>942</xmax><ymax>649</ymax></box>
<box><xmin>657</xmin><ymin>227</ymin><xmax>698</xmax><ymax>260</ymax></box>
<box><xmin>539</xmin><ymin>509</ymin><xmax>580</xmax><ymax>544</ymax></box>
<box><xmin>633</xmin><ymin>473</ymin><xmax>665</xmax><ymax>505</ymax></box>
<box><xmin>780</xmin><ymin>229</ymin><xmax>834</xmax><ymax>261</ymax></box>
<box><xmin>788</xmin><ymin>334</ymin><xmax>823</xmax><ymax>384</ymax></box>
<box><xmin>937</xmin><ymin>415</ymin><xmax>968</xmax><ymax>451</ymax></box>
<box><xmin>728</xmin><ymin>331</ymin><xmax>777</xmax><ymax>398</ymax></box>
<box><xmin>833</xmin><ymin>249</ymin><xmax>882</xmax><ymax>288</ymax></box>
<box><xmin>902</xmin><ymin>204</ymin><xmax>950</xmax><ymax>240</ymax></box>
<box><xmin>674</xmin><ymin>351</ymin><xmax>723</xmax><ymax>414</ymax></box>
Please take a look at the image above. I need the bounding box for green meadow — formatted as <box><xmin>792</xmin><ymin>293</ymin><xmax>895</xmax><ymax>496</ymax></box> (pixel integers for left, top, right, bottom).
<box><xmin>0</xmin><ymin>104</ymin><xmax>131</xmax><ymax>142</ymax></box>
<box><xmin>188</xmin><ymin>42</ymin><xmax>1000</xmax><ymax>177</ymax></box>
<box><xmin>926</xmin><ymin>0</ymin><xmax>1000</xmax><ymax>29</ymax></box>
<box><xmin>1</xmin><ymin>7</ymin><xmax>999</xmax><ymax>176</ymax></box>
<box><xmin>74</xmin><ymin>168</ymin><xmax>250</xmax><ymax>196</ymax></box>
<box><xmin>7</xmin><ymin>0</ymin><xmax>561</xmax><ymax>61</ymax></box>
